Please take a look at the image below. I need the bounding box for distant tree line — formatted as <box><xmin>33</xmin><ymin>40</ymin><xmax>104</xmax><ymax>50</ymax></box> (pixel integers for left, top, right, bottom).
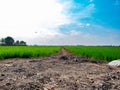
<box><xmin>0</xmin><ymin>36</ymin><xmax>27</xmax><ymax>46</ymax></box>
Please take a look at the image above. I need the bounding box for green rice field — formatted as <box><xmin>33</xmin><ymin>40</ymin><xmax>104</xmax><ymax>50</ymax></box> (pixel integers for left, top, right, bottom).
<box><xmin>65</xmin><ymin>46</ymin><xmax>120</xmax><ymax>61</ymax></box>
<box><xmin>0</xmin><ymin>46</ymin><xmax>60</xmax><ymax>59</ymax></box>
<box><xmin>0</xmin><ymin>46</ymin><xmax>120</xmax><ymax>61</ymax></box>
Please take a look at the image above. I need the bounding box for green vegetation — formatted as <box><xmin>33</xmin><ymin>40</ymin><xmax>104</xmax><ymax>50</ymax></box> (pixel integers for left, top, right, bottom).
<box><xmin>0</xmin><ymin>46</ymin><xmax>120</xmax><ymax>61</ymax></box>
<box><xmin>65</xmin><ymin>46</ymin><xmax>120</xmax><ymax>61</ymax></box>
<box><xmin>0</xmin><ymin>46</ymin><xmax>60</xmax><ymax>59</ymax></box>
<box><xmin>0</xmin><ymin>36</ymin><xmax>27</xmax><ymax>46</ymax></box>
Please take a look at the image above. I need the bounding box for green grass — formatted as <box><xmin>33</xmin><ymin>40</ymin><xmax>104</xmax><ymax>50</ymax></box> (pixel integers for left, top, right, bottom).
<box><xmin>0</xmin><ymin>46</ymin><xmax>120</xmax><ymax>61</ymax></box>
<box><xmin>65</xmin><ymin>46</ymin><xmax>120</xmax><ymax>61</ymax></box>
<box><xmin>0</xmin><ymin>46</ymin><xmax>60</xmax><ymax>59</ymax></box>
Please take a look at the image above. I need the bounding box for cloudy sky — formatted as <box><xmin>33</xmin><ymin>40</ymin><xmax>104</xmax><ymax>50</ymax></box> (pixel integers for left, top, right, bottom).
<box><xmin>0</xmin><ymin>0</ymin><xmax>120</xmax><ymax>45</ymax></box>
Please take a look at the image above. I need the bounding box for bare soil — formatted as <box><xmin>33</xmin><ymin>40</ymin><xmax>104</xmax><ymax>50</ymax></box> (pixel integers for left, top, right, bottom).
<box><xmin>0</xmin><ymin>48</ymin><xmax>120</xmax><ymax>90</ymax></box>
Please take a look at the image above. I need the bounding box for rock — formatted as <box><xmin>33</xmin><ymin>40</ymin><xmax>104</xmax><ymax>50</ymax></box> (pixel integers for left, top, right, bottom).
<box><xmin>73</xmin><ymin>58</ymin><xmax>89</xmax><ymax>63</ymax></box>
<box><xmin>108</xmin><ymin>60</ymin><xmax>120</xmax><ymax>67</ymax></box>
<box><xmin>59</xmin><ymin>56</ymin><xmax>69</xmax><ymax>60</ymax></box>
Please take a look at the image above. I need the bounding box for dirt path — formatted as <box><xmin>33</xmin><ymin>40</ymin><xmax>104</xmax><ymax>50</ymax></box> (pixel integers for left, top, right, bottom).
<box><xmin>58</xmin><ymin>47</ymin><xmax>72</xmax><ymax>56</ymax></box>
<box><xmin>0</xmin><ymin>48</ymin><xmax>120</xmax><ymax>90</ymax></box>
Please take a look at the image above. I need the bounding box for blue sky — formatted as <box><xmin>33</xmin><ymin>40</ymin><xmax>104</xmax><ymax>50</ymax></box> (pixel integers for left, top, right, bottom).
<box><xmin>60</xmin><ymin>0</ymin><xmax>120</xmax><ymax>30</ymax></box>
<box><xmin>0</xmin><ymin>0</ymin><xmax>120</xmax><ymax>45</ymax></box>
<box><xmin>57</xmin><ymin>0</ymin><xmax>120</xmax><ymax>45</ymax></box>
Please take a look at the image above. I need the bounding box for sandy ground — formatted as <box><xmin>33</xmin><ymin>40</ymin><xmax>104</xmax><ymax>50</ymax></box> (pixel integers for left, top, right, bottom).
<box><xmin>0</xmin><ymin>48</ymin><xmax>120</xmax><ymax>90</ymax></box>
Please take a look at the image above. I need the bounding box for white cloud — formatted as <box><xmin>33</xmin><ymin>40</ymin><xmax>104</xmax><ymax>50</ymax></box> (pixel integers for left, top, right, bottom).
<box><xmin>66</xmin><ymin>3</ymin><xmax>95</xmax><ymax>21</ymax></box>
<box><xmin>89</xmin><ymin>0</ymin><xmax>93</xmax><ymax>3</ymax></box>
<box><xmin>78</xmin><ymin>3</ymin><xmax>95</xmax><ymax>19</ymax></box>
<box><xmin>28</xmin><ymin>27</ymin><xmax>120</xmax><ymax>45</ymax></box>
<box><xmin>86</xmin><ymin>23</ymin><xmax>91</xmax><ymax>27</ymax></box>
<box><xmin>0</xmin><ymin>0</ymin><xmax>69</xmax><ymax>39</ymax></box>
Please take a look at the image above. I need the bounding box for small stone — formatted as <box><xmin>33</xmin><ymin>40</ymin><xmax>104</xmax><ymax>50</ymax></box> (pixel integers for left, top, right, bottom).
<box><xmin>1</xmin><ymin>74</ymin><xmax>5</xmax><ymax>76</ymax></box>
<box><xmin>108</xmin><ymin>60</ymin><xmax>120</xmax><ymax>67</ymax></box>
<box><xmin>43</xmin><ymin>87</ymin><xmax>48</xmax><ymax>90</ymax></box>
<box><xmin>6</xmin><ymin>83</ymin><xmax>11</xmax><ymax>86</ymax></box>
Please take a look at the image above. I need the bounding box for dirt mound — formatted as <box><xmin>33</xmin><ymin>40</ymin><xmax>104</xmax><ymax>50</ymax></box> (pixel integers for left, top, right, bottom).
<box><xmin>0</xmin><ymin>48</ymin><xmax>120</xmax><ymax>90</ymax></box>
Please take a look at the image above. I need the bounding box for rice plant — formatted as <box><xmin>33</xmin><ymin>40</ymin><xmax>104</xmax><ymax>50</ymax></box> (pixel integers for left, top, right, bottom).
<box><xmin>65</xmin><ymin>46</ymin><xmax>120</xmax><ymax>61</ymax></box>
<box><xmin>0</xmin><ymin>46</ymin><xmax>60</xmax><ymax>59</ymax></box>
